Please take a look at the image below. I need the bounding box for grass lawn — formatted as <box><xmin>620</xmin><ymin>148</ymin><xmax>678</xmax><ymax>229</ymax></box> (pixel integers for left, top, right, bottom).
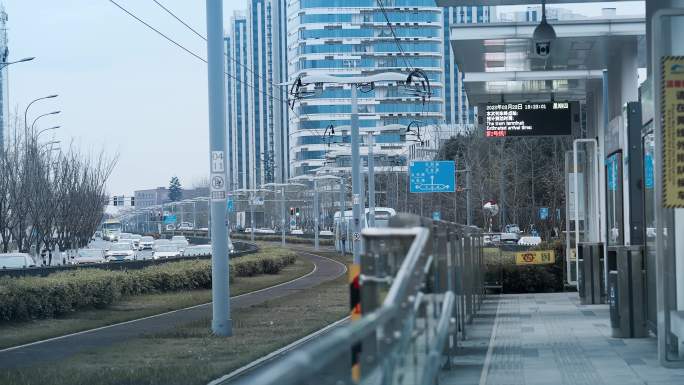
<box><xmin>0</xmin><ymin>257</ymin><xmax>313</xmax><ymax>350</ymax></box>
<box><xmin>1</xmin><ymin>272</ymin><xmax>348</xmax><ymax>385</ymax></box>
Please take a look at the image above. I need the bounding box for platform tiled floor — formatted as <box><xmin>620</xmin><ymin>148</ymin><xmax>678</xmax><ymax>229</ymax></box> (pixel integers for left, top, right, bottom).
<box><xmin>441</xmin><ymin>293</ymin><xmax>684</xmax><ymax>385</ymax></box>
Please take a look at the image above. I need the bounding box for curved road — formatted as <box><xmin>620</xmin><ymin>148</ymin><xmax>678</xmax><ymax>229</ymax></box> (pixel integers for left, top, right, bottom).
<box><xmin>0</xmin><ymin>250</ymin><xmax>347</xmax><ymax>369</ymax></box>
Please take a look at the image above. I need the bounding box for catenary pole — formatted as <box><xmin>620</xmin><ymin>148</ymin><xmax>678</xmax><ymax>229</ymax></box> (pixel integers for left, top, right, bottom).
<box><xmin>351</xmin><ymin>84</ymin><xmax>363</xmax><ymax>265</ymax></box>
<box><xmin>367</xmin><ymin>132</ymin><xmax>376</xmax><ymax>227</ymax></box>
<box><xmin>206</xmin><ymin>0</ymin><xmax>231</xmax><ymax>337</ymax></box>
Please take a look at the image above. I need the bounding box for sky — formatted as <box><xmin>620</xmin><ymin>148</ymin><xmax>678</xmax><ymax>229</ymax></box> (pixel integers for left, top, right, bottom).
<box><xmin>3</xmin><ymin>1</ymin><xmax>645</xmax><ymax>197</ymax></box>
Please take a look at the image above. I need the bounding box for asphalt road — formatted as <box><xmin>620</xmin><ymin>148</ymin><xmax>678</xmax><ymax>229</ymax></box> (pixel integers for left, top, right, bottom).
<box><xmin>0</xmin><ymin>249</ymin><xmax>347</xmax><ymax>369</ymax></box>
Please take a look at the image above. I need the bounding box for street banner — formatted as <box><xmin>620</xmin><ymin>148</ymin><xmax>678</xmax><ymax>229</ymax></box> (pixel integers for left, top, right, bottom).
<box><xmin>515</xmin><ymin>250</ymin><xmax>556</xmax><ymax>265</ymax></box>
<box><xmin>662</xmin><ymin>56</ymin><xmax>684</xmax><ymax>207</ymax></box>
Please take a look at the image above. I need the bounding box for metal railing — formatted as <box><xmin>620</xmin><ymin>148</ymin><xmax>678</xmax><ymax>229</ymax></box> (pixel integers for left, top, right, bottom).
<box><xmin>248</xmin><ymin>213</ymin><xmax>485</xmax><ymax>385</ymax></box>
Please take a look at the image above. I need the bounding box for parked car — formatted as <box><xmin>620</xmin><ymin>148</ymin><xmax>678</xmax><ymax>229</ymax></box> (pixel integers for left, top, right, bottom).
<box><xmin>74</xmin><ymin>249</ymin><xmax>106</xmax><ymax>264</ymax></box>
<box><xmin>518</xmin><ymin>236</ymin><xmax>542</xmax><ymax>246</ymax></box>
<box><xmin>319</xmin><ymin>230</ymin><xmax>334</xmax><ymax>236</ymax></box>
<box><xmin>0</xmin><ymin>253</ymin><xmax>36</xmax><ymax>269</ymax></box>
<box><xmin>504</xmin><ymin>224</ymin><xmax>521</xmax><ymax>234</ymax></box>
<box><xmin>182</xmin><ymin>244</ymin><xmax>212</xmax><ymax>257</ymax></box>
<box><xmin>165</xmin><ymin>224</ymin><xmax>176</xmax><ymax>231</ymax></box>
<box><xmin>105</xmin><ymin>242</ymin><xmax>137</xmax><ymax>262</ymax></box>
<box><xmin>500</xmin><ymin>232</ymin><xmax>520</xmax><ymax>244</ymax></box>
<box><xmin>152</xmin><ymin>244</ymin><xmax>181</xmax><ymax>259</ymax></box>
<box><xmin>139</xmin><ymin>236</ymin><xmax>155</xmax><ymax>250</ymax></box>
<box><xmin>290</xmin><ymin>229</ymin><xmax>304</xmax><ymax>235</ymax></box>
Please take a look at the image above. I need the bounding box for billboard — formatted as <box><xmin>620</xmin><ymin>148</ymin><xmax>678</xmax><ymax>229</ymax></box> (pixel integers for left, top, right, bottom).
<box><xmin>481</xmin><ymin>102</ymin><xmax>573</xmax><ymax>137</ymax></box>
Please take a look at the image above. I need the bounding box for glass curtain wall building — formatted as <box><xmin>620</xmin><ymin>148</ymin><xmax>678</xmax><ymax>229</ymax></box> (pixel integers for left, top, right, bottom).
<box><xmin>442</xmin><ymin>6</ymin><xmax>494</xmax><ymax>126</ymax></box>
<box><xmin>272</xmin><ymin>0</ymin><xmax>290</xmax><ymax>183</ymax></box>
<box><xmin>227</xmin><ymin>14</ymin><xmax>252</xmax><ymax>190</ymax></box>
<box><xmin>249</xmin><ymin>0</ymin><xmax>275</xmax><ymax>186</ymax></box>
<box><xmin>287</xmin><ymin>0</ymin><xmax>444</xmax><ymax>176</ymax></box>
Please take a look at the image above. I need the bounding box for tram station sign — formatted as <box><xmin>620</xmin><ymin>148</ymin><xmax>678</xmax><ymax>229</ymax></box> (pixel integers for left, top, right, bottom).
<box><xmin>481</xmin><ymin>102</ymin><xmax>573</xmax><ymax>137</ymax></box>
<box><xmin>662</xmin><ymin>56</ymin><xmax>684</xmax><ymax>207</ymax></box>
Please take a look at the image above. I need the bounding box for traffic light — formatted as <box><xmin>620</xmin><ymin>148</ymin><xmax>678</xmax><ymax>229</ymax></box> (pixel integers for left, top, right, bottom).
<box><xmin>295</xmin><ymin>207</ymin><xmax>300</xmax><ymax>217</ymax></box>
<box><xmin>290</xmin><ymin>207</ymin><xmax>295</xmax><ymax>215</ymax></box>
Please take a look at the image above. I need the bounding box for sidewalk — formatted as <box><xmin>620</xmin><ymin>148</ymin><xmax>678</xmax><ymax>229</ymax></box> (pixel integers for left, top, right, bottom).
<box><xmin>442</xmin><ymin>293</ymin><xmax>684</xmax><ymax>385</ymax></box>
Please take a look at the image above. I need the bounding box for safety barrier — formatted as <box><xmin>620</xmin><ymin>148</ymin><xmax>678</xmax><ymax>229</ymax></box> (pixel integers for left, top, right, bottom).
<box><xmin>246</xmin><ymin>213</ymin><xmax>485</xmax><ymax>385</ymax></box>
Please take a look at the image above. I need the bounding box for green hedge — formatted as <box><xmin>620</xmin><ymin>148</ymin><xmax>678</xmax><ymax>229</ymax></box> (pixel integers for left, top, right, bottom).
<box><xmin>0</xmin><ymin>251</ymin><xmax>296</xmax><ymax>322</ymax></box>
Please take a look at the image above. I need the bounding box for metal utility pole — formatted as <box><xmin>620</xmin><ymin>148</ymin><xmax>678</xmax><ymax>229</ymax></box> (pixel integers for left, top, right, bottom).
<box><xmin>367</xmin><ymin>132</ymin><xmax>376</xmax><ymax>227</ymax></box>
<box><xmin>314</xmin><ymin>179</ymin><xmax>320</xmax><ymax>250</ymax></box>
<box><xmin>339</xmin><ymin>175</ymin><xmax>346</xmax><ymax>254</ymax></box>
<box><xmin>249</xmin><ymin>192</ymin><xmax>255</xmax><ymax>242</ymax></box>
<box><xmin>206</xmin><ymin>0</ymin><xmax>231</xmax><ymax>337</ymax></box>
<box><xmin>466</xmin><ymin>166</ymin><xmax>472</xmax><ymax>226</ymax></box>
<box><xmin>350</xmin><ymin>84</ymin><xmax>363</xmax><ymax>265</ymax></box>
<box><xmin>280</xmin><ymin>188</ymin><xmax>286</xmax><ymax>246</ymax></box>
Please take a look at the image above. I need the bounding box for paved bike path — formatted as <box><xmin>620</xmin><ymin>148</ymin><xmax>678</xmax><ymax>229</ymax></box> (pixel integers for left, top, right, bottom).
<box><xmin>0</xmin><ymin>251</ymin><xmax>347</xmax><ymax>369</ymax></box>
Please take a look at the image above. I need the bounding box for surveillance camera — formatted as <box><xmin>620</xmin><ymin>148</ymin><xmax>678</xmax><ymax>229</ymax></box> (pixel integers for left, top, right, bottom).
<box><xmin>535</xmin><ymin>40</ymin><xmax>551</xmax><ymax>59</ymax></box>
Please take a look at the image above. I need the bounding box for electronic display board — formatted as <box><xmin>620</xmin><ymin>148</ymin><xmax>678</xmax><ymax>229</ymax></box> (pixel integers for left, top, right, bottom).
<box><xmin>482</xmin><ymin>102</ymin><xmax>573</xmax><ymax>137</ymax></box>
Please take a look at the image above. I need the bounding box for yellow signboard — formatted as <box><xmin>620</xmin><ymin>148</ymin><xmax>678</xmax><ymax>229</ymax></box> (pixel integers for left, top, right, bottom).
<box><xmin>515</xmin><ymin>250</ymin><xmax>556</xmax><ymax>265</ymax></box>
<box><xmin>662</xmin><ymin>56</ymin><xmax>684</xmax><ymax>208</ymax></box>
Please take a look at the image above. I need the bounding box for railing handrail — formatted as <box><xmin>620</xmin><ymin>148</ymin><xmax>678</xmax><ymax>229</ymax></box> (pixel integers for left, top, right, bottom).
<box><xmin>246</xmin><ymin>227</ymin><xmax>428</xmax><ymax>385</ymax></box>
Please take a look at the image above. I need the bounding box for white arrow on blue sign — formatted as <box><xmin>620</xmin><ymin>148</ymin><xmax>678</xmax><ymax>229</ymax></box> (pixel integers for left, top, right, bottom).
<box><xmin>409</xmin><ymin>161</ymin><xmax>456</xmax><ymax>193</ymax></box>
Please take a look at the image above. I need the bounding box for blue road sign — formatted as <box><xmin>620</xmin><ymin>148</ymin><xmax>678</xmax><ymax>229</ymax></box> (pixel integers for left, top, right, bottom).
<box><xmin>539</xmin><ymin>207</ymin><xmax>549</xmax><ymax>220</ymax></box>
<box><xmin>606</xmin><ymin>154</ymin><xmax>619</xmax><ymax>191</ymax></box>
<box><xmin>163</xmin><ymin>214</ymin><xmax>177</xmax><ymax>225</ymax></box>
<box><xmin>432</xmin><ymin>211</ymin><xmax>441</xmax><ymax>221</ymax></box>
<box><xmin>409</xmin><ymin>161</ymin><xmax>456</xmax><ymax>193</ymax></box>
<box><xmin>644</xmin><ymin>152</ymin><xmax>654</xmax><ymax>189</ymax></box>
<box><xmin>226</xmin><ymin>199</ymin><xmax>234</xmax><ymax>212</ymax></box>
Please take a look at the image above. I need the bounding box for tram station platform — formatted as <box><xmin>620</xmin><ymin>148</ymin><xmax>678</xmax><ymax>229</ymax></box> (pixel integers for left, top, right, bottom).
<box><xmin>441</xmin><ymin>293</ymin><xmax>684</xmax><ymax>385</ymax></box>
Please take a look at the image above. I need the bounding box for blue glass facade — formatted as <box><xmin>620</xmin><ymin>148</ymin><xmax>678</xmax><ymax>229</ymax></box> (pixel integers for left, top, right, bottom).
<box><xmin>228</xmin><ymin>16</ymin><xmax>252</xmax><ymax>190</ymax></box>
<box><xmin>288</xmin><ymin>0</ymin><xmax>444</xmax><ymax>176</ymax></box>
<box><xmin>442</xmin><ymin>6</ymin><xmax>493</xmax><ymax>126</ymax></box>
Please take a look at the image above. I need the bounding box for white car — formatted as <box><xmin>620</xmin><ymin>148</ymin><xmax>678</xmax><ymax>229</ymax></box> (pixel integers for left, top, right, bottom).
<box><xmin>153</xmin><ymin>238</ymin><xmax>172</xmax><ymax>250</ymax></box>
<box><xmin>290</xmin><ymin>229</ymin><xmax>304</xmax><ymax>235</ymax></box>
<box><xmin>518</xmin><ymin>236</ymin><xmax>542</xmax><ymax>246</ymax></box>
<box><xmin>139</xmin><ymin>236</ymin><xmax>155</xmax><ymax>250</ymax></box>
<box><xmin>0</xmin><ymin>253</ymin><xmax>36</xmax><ymax>269</ymax></box>
<box><xmin>74</xmin><ymin>249</ymin><xmax>106</xmax><ymax>264</ymax></box>
<box><xmin>106</xmin><ymin>242</ymin><xmax>137</xmax><ymax>262</ymax></box>
<box><xmin>182</xmin><ymin>245</ymin><xmax>212</xmax><ymax>257</ymax></box>
<box><xmin>153</xmin><ymin>244</ymin><xmax>181</xmax><ymax>259</ymax></box>
<box><xmin>165</xmin><ymin>224</ymin><xmax>176</xmax><ymax>231</ymax></box>
<box><xmin>255</xmin><ymin>228</ymin><xmax>276</xmax><ymax>234</ymax></box>
<box><xmin>319</xmin><ymin>230</ymin><xmax>334</xmax><ymax>236</ymax></box>
<box><xmin>171</xmin><ymin>239</ymin><xmax>189</xmax><ymax>252</ymax></box>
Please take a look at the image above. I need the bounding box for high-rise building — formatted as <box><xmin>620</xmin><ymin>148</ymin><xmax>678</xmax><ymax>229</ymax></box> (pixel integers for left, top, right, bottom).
<box><xmin>442</xmin><ymin>6</ymin><xmax>494</xmax><ymax>127</ymax></box>
<box><xmin>0</xmin><ymin>5</ymin><xmax>8</xmax><ymax>150</ymax></box>
<box><xmin>248</xmin><ymin>0</ymin><xmax>275</xmax><ymax>186</ymax></box>
<box><xmin>287</xmin><ymin>0</ymin><xmax>444</xmax><ymax>176</ymax></box>
<box><xmin>271</xmin><ymin>0</ymin><xmax>289</xmax><ymax>183</ymax></box>
<box><xmin>226</xmin><ymin>1</ymin><xmax>290</xmax><ymax>189</ymax></box>
<box><xmin>227</xmin><ymin>13</ymin><xmax>252</xmax><ymax>190</ymax></box>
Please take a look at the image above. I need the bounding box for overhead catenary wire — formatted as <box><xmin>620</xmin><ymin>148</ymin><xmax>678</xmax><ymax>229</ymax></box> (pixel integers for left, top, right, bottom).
<box><xmin>108</xmin><ymin>0</ymin><xmax>303</xmax><ymax>122</ymax></box>
<box><xmin>376</xmin><ymin>0</ymin><xmax>413</xmax><ymax>70</ymax></box>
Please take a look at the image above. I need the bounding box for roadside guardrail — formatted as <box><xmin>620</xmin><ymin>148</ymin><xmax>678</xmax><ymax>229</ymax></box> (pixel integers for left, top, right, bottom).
<box><xmin>246</xmin><ymin>213</ymin><xmax>485</xmax><ymax>385</ymax></box>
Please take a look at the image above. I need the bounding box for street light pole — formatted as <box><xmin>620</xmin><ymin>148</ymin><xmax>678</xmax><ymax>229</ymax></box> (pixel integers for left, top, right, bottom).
<box><xmin>31</xmin><ymin>111</ymin><xmax>60</xmax><ymax>134</ymax></box>
<box><xmin>206</xmin><ymin>0</ymin><xmax>231</xmax><ymax>337</ymax></box>
<box><xmin>24</xmin><ymin>94</ymin><xmax>58</xmax><ymax>139</ymax></box>
<box><xmin>367</xmin><ymin>132</ymin><xmax>376</xmax><ymax>227</ymax></box>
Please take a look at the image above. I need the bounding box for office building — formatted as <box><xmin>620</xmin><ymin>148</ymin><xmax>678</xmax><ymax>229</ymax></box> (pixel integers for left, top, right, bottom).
<box><xmin>442</xmin><ymin>6</ymin><xmax>495</xmax><ymax>126</ymax></box>
<box><xmin>286</xmin><ymin>0</ymin><xmax>444</xmax><ymax>176</ymax></box>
